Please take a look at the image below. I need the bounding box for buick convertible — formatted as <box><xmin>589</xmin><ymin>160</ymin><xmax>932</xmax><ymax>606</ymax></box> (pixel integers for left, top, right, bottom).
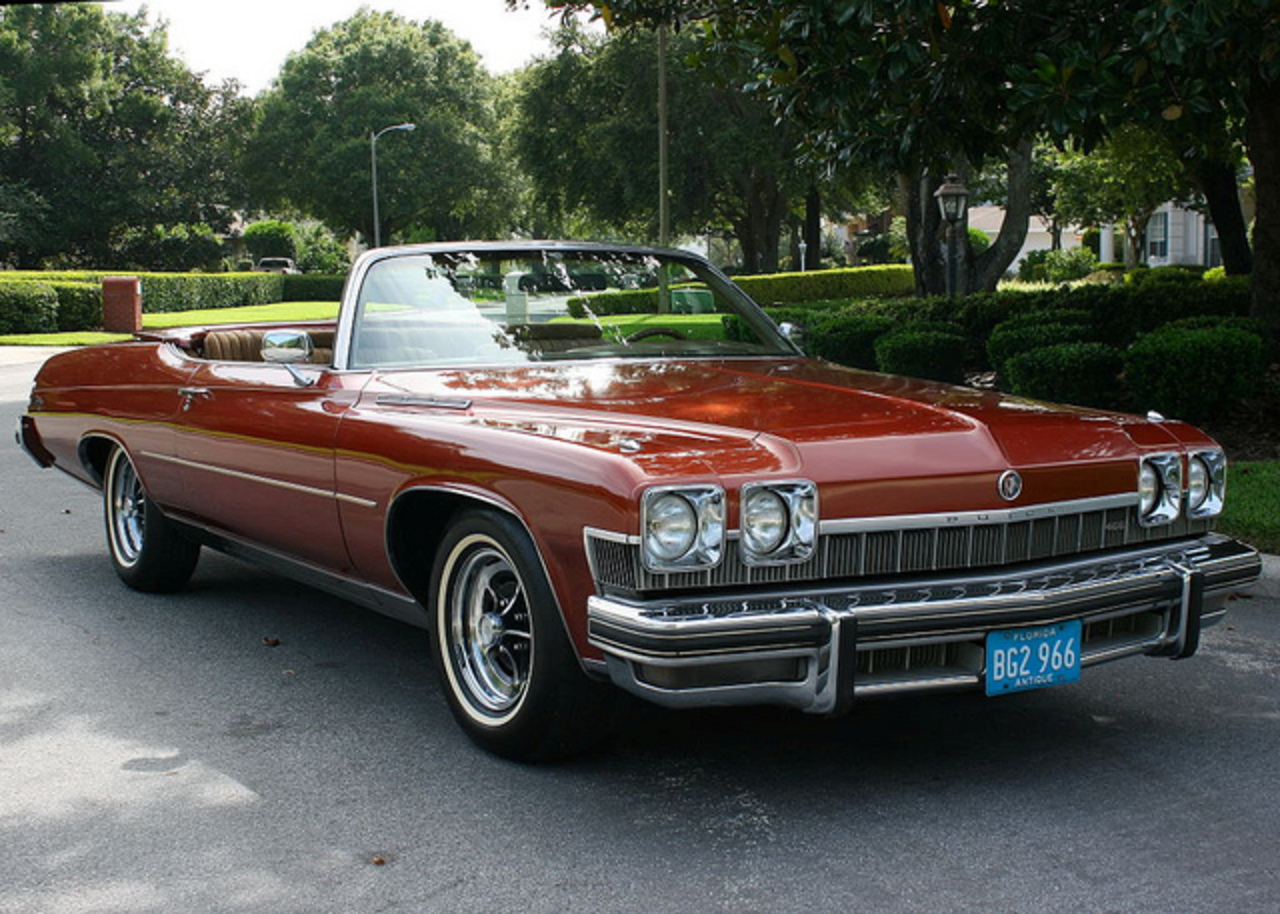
<box><xmin>17</xmin><ymin>241</ymin><xmax>1262</xmax><ymax>759</ymax></box>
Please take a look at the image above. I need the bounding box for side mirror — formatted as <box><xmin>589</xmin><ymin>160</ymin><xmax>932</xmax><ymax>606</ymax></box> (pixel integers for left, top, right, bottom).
<box><xmin>262</xmin><ymin>330</ymin><xmax>314</xmax><ymax>364</ymax></box>
<box><xmin>261</xmin><ymin>330</ymin><xmax>316</xmax><ymax>387</ymax></box>
<box><xmin>779</xmin><ymin>321</ymin><xmax>806</xmax><ymax>347</ymax></box>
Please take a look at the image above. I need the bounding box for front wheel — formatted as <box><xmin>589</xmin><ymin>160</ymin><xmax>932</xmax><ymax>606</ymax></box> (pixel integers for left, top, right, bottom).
<box><xmin>429</xmin><ymin>510</ymin><xmax>609</xmax><ymax>761</ymax></box>
<box><xmin>103</xmin><ymin>446</ymin><xmax>200</xmax><ymax>592</ymax></box>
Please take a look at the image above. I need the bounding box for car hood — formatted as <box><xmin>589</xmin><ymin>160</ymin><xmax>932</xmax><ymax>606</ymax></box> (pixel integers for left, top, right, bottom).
<box><xmin>369</xmin><ymin>358</ymin><xmax>1206</xmax><ymax>512</ymax></box>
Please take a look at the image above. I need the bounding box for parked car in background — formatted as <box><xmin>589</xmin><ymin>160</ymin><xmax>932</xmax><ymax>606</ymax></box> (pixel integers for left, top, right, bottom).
<box><xmin>18</xmin><ymin>241</ymin><xmax>1261</xmax><ymax>760</ymax></box>
<box><xmin>254</xmin><ymin>257</ymin><xmax>300</xmax><ymax>274</ymax></box>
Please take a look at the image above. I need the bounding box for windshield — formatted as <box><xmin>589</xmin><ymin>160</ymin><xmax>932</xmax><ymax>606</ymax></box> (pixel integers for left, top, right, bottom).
<box><xmin>347</xmin><ymin>247</ymin><xmax>794</xmax><ymax>369</ymax></box>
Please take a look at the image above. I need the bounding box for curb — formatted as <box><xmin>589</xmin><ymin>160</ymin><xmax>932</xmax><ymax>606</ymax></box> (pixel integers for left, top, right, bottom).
<box><xmin>1252</xmin><ymin>553</ymin><xmax>1280</xmax><ymax>600</ymax></box>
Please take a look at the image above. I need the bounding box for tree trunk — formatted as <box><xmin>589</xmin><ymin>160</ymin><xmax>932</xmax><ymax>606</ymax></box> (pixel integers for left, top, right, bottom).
<box><xmin>970</xmin><ymin>140</ymin><xmax>1033</xmax><ymax>293</ymax></box>
<box><xmin>804</xmin><ymin>186</ymin><xmax>821</xmax><ymax>270</ymax></box>
<box><xmin>729</xmin><ymin>170</ymin><xmax>787</xmax><ymax>274</ymax></box>
<box><xmin>902</xmin><ymin>170</ymin><xmax>945</xmax><ymax>296</ymax></box>
<box><xmin>1248</xmin><ymin>77</ymin><xmax>1280</xmax><ymax>343</ymax></box>
<box><xmin>1192</xmin><ymin>157</ymin><xmax>1253</xmax><ymax>276</ymax></box>
<box><xmin>1123</xmin><ymin>210</ymin><xmax>1153</xmax><ymax>270</ymax></box>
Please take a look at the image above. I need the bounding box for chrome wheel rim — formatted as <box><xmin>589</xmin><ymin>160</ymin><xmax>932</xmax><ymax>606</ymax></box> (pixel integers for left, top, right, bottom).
<box><xmin>107</xmin><ymin>451</ymin><xmax>146</xmax><ymax>568</ymax></box>
<box><xmin>446</xmin><ymin>540</ymin><xmax>532</xmax><ymax>716</ymax></box>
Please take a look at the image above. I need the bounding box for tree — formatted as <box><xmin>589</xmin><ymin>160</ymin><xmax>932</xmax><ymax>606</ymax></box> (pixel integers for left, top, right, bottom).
<box><xmin>536</xmin><ymin>1</ymin><xmax>1280</xmax><ymax>337</ymax></box>
<box><xmin>243</xmin><ymin>10</ymin><xmax>511</xmax><ymax>245</ymax></box>
<box><xmin>0</xmin><ymin>5</ymin><xmax>250</xmax><ymax>266</ymax></box>
<box><xmin>514</xmin><ymin>25</ymin><xmax>841</xmax><ymax>272</ymax></box>
<box><xmin>1050</xmin><ymin>126</ymin><xmax>1196</xmax><ymax>269</ymax></box>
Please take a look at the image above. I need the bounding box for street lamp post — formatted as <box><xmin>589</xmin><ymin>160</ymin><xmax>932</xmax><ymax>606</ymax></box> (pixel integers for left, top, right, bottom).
<box><xmin>370</xmin><ymin>122</ymin><xmax>416</xmax><ymax>248</ymax></box>
<box><xmin>933</xmin><ymin>173</ymin><xmax>970</xmax><ymax>298</ymax></box>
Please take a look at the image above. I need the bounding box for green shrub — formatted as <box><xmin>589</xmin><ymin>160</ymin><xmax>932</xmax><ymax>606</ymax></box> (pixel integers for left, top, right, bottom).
<box><xmin>875</xmin><ymin>328</ymin><xmax>968</xmax><ymax>384</ymax></box>
<box><xmin>48</xmin><ymin>281</ymin><xmax>102</xmax><ymax>332</ymax></box>
<box><xmin>243</xmin><ymin>220</ymin><xmax>298</xmax><ymax>260</ymax></box>
<box><xmin>807</xmin><ymin>313</ymin><xmax>898</xmax><ymax>368</ymax></box>
<box><xmin>1017</xmin><ymin>249</ymin><xmax>1050</xmax><ymax>282</ymax></box>
<box><xmin>1123</xmin><ymin>325</ymin><xmax>1265</xmax><ymax>423</ymax></box>
<box><xmin>987</xmin><ymin>319</ymin><xmax>1094</xmax><ymax>379</ymax></box>
<box><xmin>1005</xmin><ymin>342</ymin><xmax>1125</xmax><ymax>409</ymax></box>
<box><xmin>282</xmin><ymin>274</ymin><xmax>346</xmax><ymax>302</ymax></box>
<box><xmin>733</xmin><ymin>265</ymin><xmax>915</xmax><ymax>305</ymax></box>
<box><xmin>1125</xmin><ymin>264</ymin><xmax>1206</xmax><ymax>286</ymax></box>
<box><xmin>137</xmin><ymin>272</ymin><xmax>283</xmax><ymax>312</ymax></box>
<box><xmin>1203</xmin><ymin>266</ymin><xmax>1227</xmax><ymax>283</ymax></box>
<box><xmin>1042</xmin><ymin>247</ymin><xmax>1100</xmax><ymax>283</ymax></box>
<box><xmin>0</xmin><ymin>282</ymin><xmax>58</xmax><ymax>333</ymax></box>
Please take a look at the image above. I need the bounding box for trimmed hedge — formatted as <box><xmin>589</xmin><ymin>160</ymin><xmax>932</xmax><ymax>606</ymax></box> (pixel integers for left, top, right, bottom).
<box><xmin>137</xmin><ymin>272</ymin><xmax>282</xmax><ymax>312</ymax></box>
<box><xmin>0</xmin><ymin>270</ymin><xmax>288</xmax><ymax>325</ymax></box>
<box><xmin>987</xmin><ymin>319</ymin><xmax>1095</xmax><ymax>378</ymax></box>
<box><xmin>733</xmin><ymin>265</ymin><xmax>914</xmax><ymax>305</ymax></box>
<box><xmin>48</xmin><ymin>281</ymin><xmax>102</xmax><ymax>332</ymax></box>
<box><xmin>282</xmin><ymin>273</ymin><xmax>346</xmax><ymax>302</ymax></box>
<box><xmin>1005</xmin><ymin>342</ymin><xmax>1125</xmax><ymax>409</ymax></box>
<box><xmin>874</xmin><ymin>329</ymin><xmax>968</xmax><ymax>384</ymax></box>
<box><xmin>1124</xmin><ymin>325</ymin><xmax>1266</xmax><ymax>423</ymax></box>
<box><xmin>0</xmin><ymin>282</ymin><xmax>58</xmax><ymax>333</ymax></box>
<box><xmin>806</xmin><ymin>313</ymin><xmax>897</xmax><ymax>368</ymax></box>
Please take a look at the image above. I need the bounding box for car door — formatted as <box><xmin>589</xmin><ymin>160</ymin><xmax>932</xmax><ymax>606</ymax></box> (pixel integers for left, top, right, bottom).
<box><xmin>170</xmin><ymin>358</ymin><xmax>366</xmax><ymax>573</ymax></box>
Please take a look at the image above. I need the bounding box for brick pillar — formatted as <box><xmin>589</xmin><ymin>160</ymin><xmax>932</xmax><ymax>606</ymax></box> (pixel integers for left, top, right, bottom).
<box><xmin>102</xmin><ymin>276</ymin><xmax>142</xmax><ymax>334</ymax></box>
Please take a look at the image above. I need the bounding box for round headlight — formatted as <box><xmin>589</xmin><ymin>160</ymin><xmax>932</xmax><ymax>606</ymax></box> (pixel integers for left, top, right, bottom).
<box><xmin>1139</xmin><ymin>462</ymin><xmax>1161</xmax><ymax>516</ymax></box>
<box><xmin>743</xmin><ymin>488</ymin><xmax>788</xmax><ymax>555</ymax></box>
<box><xmin>1187</xmin><ymin>456</ymin><xmax>1209</xmax><ymax>510</ymax></box>
<box><xmin>645</xmin><ymin>493</ymin><xmax>697</xmax><ymax>562</ymax></box>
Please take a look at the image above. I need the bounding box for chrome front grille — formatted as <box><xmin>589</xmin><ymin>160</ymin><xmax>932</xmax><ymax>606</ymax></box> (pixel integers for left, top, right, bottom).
<box><xmin>588</xmin><ymin>505</ymin><xmax>1211</xmax><ymax>594</ymax></box>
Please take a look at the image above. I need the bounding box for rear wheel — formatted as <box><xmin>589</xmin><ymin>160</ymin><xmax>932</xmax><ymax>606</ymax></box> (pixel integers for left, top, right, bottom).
<box><xmin>429</xmin><ymin>509</ymin><xmax>609</xmax><ymax>761</ymax></box>
<box><xmin>103</xmin><ymin>446</ymin><xmax>200</xmax><ymax>592</ymax></box>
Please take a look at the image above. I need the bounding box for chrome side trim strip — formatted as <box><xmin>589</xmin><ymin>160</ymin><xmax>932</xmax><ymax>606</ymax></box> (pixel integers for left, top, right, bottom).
<box><xmin>144</xmin><ymin>451</ymin><xmax>378</xmax><ymax>509</ymax></box>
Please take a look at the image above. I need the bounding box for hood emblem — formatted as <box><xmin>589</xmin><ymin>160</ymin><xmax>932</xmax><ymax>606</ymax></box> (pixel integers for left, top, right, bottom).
<box><xmin>998</xmin><ymin>470</ymin><xmax>1023</xmax><ymax>502</ymax></box>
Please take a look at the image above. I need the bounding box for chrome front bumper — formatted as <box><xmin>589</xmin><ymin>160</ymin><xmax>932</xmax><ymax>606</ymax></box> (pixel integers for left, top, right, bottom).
<box><xmin>586</xmin><ymin>534</ymin><xmax>1261</xmax><ymax>714</ymax></box>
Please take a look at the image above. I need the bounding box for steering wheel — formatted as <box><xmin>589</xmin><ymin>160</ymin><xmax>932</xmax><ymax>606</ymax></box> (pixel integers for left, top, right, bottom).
<box><xmin>625</xmin><ymin>326</ymin><xmax>688</xmax><ymax>343</ymax></box>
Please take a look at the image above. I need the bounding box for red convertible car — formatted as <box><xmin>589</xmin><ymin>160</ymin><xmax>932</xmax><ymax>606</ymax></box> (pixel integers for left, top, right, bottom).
<box><xmin>18</xmin><ymin>242</ymin><xmax>1261</xmax><ymax>759</ymax></box>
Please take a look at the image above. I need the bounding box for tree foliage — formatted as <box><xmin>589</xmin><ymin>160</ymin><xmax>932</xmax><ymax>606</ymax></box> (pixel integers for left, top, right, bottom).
<box><xmin>243</xmin><ymin>10</ymin><xmax>511</xmax><ymax>245</ymax></box>
<box><xmin>0</xmin><ymin>5</ymin><xmax>250</xmax><ymax>268</ymax></box>
<box><xmin>1049</xmin><ymin>126</ymin><xmax>1196</xmax><ymax>269</ymax></box>
<box><xmin>514</xmin><ymin>25</ymin><xmax>834</xmax><ymax>271</ymax></box>
<box><xmin>538</xmin><ymin>0</ymin><xmax>1280</xmax><ymax>336</ymax></box>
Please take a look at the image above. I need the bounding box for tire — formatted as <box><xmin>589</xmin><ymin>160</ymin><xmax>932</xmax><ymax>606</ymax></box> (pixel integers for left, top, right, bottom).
<box><xmin>428</xmin><ymin>509</ymin><xmax>610</xmax><ymax>761</ymax></box>
<box><xmin>103</xmin><ymin>446</ymin><xmax>200</xmax><ymax>592</ymax></box>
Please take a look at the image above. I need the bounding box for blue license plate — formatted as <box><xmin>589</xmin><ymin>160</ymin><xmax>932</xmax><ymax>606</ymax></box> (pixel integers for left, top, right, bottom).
<box><xmin>985</xmin><ymin>620</ymin><xmax>1082</xmax><ymax>696</ymax></box>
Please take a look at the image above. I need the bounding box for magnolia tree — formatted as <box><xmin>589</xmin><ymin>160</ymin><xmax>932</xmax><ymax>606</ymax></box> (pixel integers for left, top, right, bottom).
<box><xmin>529</xmin><ymin>1</ymin><xmax>1280</xmax><ymax>337</ymax></box>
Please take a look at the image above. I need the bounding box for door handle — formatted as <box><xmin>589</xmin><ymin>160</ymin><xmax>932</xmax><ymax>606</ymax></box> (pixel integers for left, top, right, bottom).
<box><xmin>178</xmin><ymin>387</ymin><xmax>211</xmax><ymax>411</ymax></box>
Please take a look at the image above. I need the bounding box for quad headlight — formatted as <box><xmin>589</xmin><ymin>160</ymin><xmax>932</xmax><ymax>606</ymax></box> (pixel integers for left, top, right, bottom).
<box><xmin>1136</xmin><ymin>450</ymin><xmax>1227</xmax><ymax>525</ymax></box>
<box><xmin>641</xmin><ymin>485</ymin><xmax>724</xmax><ymax>571</ymax></box>
<box><xmin>1186</xmin><ymin>449</ymin><xmax>1226</xmax><ymax>519</ymax></box>
<box><xmin>740</xmin><ymin>481</ymin><xmax>818</xmax><ymax>565</ymax></box>
<box><xmin>1137</xmin><ymin>453</ymin><xmax>1182</xmax><ymax>526</ymax></box>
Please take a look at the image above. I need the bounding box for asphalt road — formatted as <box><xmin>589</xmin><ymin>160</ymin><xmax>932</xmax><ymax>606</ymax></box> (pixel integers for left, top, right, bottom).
<box><xmin>3</xmin><ymin>348</ymin><xmax>1279</xmax><ymax>914</ymax></box>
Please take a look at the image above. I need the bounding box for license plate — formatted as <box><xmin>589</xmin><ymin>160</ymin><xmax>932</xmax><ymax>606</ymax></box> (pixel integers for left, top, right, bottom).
<box><xmin>985</xmin><ymin>620</ymin><xmax>1082</xmax><ymax>696</ymax></box>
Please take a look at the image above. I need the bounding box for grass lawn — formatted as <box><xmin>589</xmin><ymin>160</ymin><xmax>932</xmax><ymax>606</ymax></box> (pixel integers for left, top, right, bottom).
<box><xmin>1218</xmin><ymin>461</ymin><xmax>1280</xmax><ymax>555</ymax></box>
<box><xmin>0</xmin><ymin>300</ymin><xmax>340</xmax><ymax>346</ymax></box>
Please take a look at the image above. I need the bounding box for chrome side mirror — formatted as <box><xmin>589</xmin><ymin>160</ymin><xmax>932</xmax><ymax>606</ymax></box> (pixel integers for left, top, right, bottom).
<box><xmin>779</xmin><ymin>321</ymin><xmax>805</xmax><ymax>348</ymax></box>
<box><xmin>262</xmin><ymin>330</ymin><xmax>316</xmax><ymax>387</ymax></box>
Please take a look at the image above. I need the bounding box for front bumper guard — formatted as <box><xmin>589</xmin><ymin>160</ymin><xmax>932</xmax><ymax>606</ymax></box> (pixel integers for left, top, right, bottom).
<box><xmin>586</xmin><ymin>534</ymin><xmax>1260</xmax><ymax>714</ymax></box>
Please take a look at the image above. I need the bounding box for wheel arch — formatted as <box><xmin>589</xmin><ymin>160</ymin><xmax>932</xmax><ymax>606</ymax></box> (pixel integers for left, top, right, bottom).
<box><xmin>78</xmin><ymin>433</ymin><xmax>129</xmax><ymax>489</ymax></box>
<box><xmin>385</xmin><ymin>487</ymin><xmax>573</xmax><ymax>635</ymax></box>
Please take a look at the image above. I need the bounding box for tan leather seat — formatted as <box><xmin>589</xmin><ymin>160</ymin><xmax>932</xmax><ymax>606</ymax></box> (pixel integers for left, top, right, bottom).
<box><xmin>202</xmin><ymin>328</ymin><xmax>335</xmax><ymax>364</ymax></box>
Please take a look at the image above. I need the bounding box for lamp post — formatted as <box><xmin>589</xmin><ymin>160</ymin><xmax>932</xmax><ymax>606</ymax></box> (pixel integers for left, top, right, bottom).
<box><xmin>933</xmin><ymin>173</ymin><xmax>970</xmax><ymax>298</ymax></box>
<box><xmin>370</xmin><ymin>122</ymin><xmax>416</xmax><ymax>248</ymax></box>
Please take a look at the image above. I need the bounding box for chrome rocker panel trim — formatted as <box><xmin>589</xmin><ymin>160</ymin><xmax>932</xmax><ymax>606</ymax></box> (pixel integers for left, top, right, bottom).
<box><xmin>586</xmin><ymin>534</ymin><xmax>1260</xmax><ymax>714</ymax></box>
